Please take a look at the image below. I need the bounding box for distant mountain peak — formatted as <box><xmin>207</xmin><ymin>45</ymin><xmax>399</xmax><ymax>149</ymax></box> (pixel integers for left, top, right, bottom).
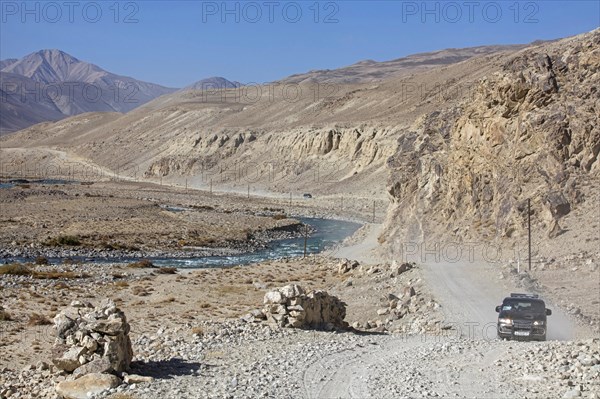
<box><xmin>1</xmin><ymin>49</ymin><xmax>177</xmax><ymax>134</ymax></box>
<box><xmin>183</xmin><ymin>76</ymin><xmax>242</xmax><ymax>91</ymax></box>
<box><xmin>2</xmin><ymin>49</ymin><xmax>105</xmax><ymax>84</ymax></box>
<box><xmin>34</xmin><ymin>49</ymin><xmax>81</xmax><ymax>62</ymax></box>
<box><xmin>0</xmin><ymin>58</ymin><xmax>18</xmax><ymax>70</ymax></box>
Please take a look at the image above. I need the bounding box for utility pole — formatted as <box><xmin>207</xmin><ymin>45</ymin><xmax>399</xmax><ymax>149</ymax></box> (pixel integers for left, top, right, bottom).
<box><xmin>247</xmin><ymin>184</ymin><xmax>250</xmax><ymax>199</ymax></box>
<box><xmin>289</xmin><ymin>192</ymin><xmax>292</xmax><ymax>206</ymax></box>
<box><xmin>185</xmin><ymin>179</ymin><xmax>188</xmax><ymax>191</ymax></box>
<box><xmin>210</xmin><ymin>179</ymin><xmax>213</xmax><ymax>195</ymax></box>
<box><xmin>372</xmin><ymin>200</ymin><xmax>376</xmax><ymax>223</ymax></box>
<box><xmin>528</xmin><ymin>198</ymin><xmax>532</xmax><ymax>271</ymax></box>
<box><xmin>303</xmin><ymin>226</ymin><xmax>308</xmax><ymax>258</ymax></box>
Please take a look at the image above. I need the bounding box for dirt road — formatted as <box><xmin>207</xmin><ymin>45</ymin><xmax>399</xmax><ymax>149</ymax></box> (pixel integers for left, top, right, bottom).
<box><xmin>302</xmin><ymin>234</ymin><xmax>586</xmax><ymax>398</ymax></box>
<box><xmin>334</xmin><ymin>223</ymin><xmax>383</xmax><ymax>265</ymax></box>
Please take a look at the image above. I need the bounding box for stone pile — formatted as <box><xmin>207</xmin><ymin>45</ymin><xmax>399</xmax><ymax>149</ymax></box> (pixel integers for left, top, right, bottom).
<box><xmin>337</xmin><ymin>258</ymin><xmax>360</xmax><ymax>274</ymax></box>
<box><xmin>337</xmin><ymin>258</ymin><xmax>415</xmax><ymax>278</ymax></box>
<box><xmin>52</xmin><ymin>299</ymin><xmax>133</xmax><ymax>376</ymax></box>
<box><xmin>260</xmin><ymin>284</ymin><xmax>348</xmax><ymax>330</ymax></box>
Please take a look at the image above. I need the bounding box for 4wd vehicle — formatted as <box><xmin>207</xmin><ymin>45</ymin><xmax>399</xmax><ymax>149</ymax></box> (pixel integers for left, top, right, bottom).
<box><xmin>495</xmin><ymin>293</ymin><xmax>552</xmax><ymax>341</ymax></box>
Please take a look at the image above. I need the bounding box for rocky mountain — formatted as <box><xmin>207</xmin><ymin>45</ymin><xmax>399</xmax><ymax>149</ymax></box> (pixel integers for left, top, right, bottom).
<box><xmin>0</xmin><ymin>59</ymin><xmax>18</xmax><ymax>70</ymax></box>
<box><xmin>2</xmin><ymin>31</ymin><xmax>597</xmax><ymax>248</ymax></box>
<box><xmin>1</xmin><ymin>39</ymin><xmax>540</xmax><ymax>201</ymax></box>
<box><xmin>0</xmin><ymin>72</ymin><xmax>66</xmax><ymax>133</ymax></box>
<box><xmin>183</xmin><ymin>77</ymin><xmax>242</xmax><ymax>91</ymax></box>
<box><xmin>0</xmin><ymin>50</ymin><xmax>177</xmax><ymax>134</ymax></box>
<box><xmin>280</xmin><ymin>44</ymin><xmax>531</xmax><ymax>84</ymax></box>
<box><xmin>0</xmin><ymin>42</ymin><xmax>519</xmax><ymax>200</ymax></box>
<box><xmin>384</xmin><ymin>29</ymin><xmax>599</xmax><ymax>248</ymax></box>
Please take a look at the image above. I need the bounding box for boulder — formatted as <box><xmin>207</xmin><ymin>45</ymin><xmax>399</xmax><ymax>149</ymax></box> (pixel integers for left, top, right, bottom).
<box><xmin>402</xmin><ymin>286</ymin><xmax>416</xmax><ymax>298</ymax></box>
<box><xmin>124</xmin><ymin>374</ymin><xmax>154</xmax><ymax>384</ymax></box>
<box><xmin>263</xmin><ymin>291</ymin><xmax>285</xmax><ymax>304</ymax></box>
<box><xmin>52</xmin><ymin>345</ymin><xmax>85</xmax><ymax>373</ymax></box>
<box><xmin>72</xmin><ymin>357</ymin><xmax>113</xmax><ymax>378</ymax></box>
<box><xmin>55</xmin><ymin>373</ymin><xmax>121</xmax><ymax>399</ymax></box>
<box><xmin>337</xmin><ymin>259</ymin><xmax>360</xmax><ymax>274</ymax></box>
<box><xmin>279</xmin><ymin>284</ymin><xmax>304</xmax><ymax>299</ymax></box>
<box><xmin>543</xmin><ymin>191</ymin><xmax>571</xmax><ymax>219</ymax></box>
<box><xmin>562</xmin><ymin>389</ymin><xmax>582</xmax><ymax>399</ymax></box>
<box><xmin>391</xmin><ymin>261</ymin><xmax>414</xmax><ymax>277</ymax></box>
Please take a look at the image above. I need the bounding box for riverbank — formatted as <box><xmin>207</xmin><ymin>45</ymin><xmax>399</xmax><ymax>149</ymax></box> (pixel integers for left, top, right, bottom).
<box><xmin>0</xmin><ymin>179</ymin><xmax>368</xmax><ymax>262</ymax></box>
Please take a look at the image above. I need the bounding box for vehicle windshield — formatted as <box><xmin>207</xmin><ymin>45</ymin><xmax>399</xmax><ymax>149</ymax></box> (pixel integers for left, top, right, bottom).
<box><xmin>501</xmin><ymin>299</ymin><xmax>545</xmax><ymax>313</ymax></box>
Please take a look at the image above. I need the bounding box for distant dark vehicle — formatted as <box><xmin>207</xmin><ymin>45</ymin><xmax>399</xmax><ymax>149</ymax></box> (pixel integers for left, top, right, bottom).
<box><xmin>496</xmin><ymin>293</ymin><xmax>551</xmax><ymax>341</ymax></box>
<box><xmin>303</xmin><ymin>193</ymin><xmax>313</xmax><ymax>199</ymax></box>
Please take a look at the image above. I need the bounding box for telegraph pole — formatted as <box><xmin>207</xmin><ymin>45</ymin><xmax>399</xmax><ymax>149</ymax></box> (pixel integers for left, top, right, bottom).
<box><xmin>303</xmin><ymin>225</ymin><xmax>308</xmax><ymax>258</ymax></box>
<box><xmin>372</xmin><ymin>200</ymin><xmax>376</xmax><ymax>223</ymax></box>
<box><xmin>528</xmin><ymin>198</ymin><xmax>532</xmax><ymax>271</ymax></box>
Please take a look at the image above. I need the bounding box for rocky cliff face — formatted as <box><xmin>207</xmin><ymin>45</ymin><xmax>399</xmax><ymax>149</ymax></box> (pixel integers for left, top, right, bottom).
<box><xmin>143</xmin><ymin>124</ymin><xmax>397</xmax><ymax>195</ymax></box>
<box><xmin>384</xmin><ymin>29</ymin><xmax>599</xmax><ymax>248</ymax></box>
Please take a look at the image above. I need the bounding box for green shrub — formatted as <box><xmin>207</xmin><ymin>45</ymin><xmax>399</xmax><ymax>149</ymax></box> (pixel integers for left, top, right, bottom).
<box><xmin>28</xmin><ymin>313</ymin><xmax>51</xmax><ymax>326</ymax></box>
<box><xmin>44</xmin><ymin>235</ymin><xmax>81</xmax><ymax>246</ymax></box>
<box><xmin>0</xmin><ymin>308</ymin><xmax>12</xmax><ymax>321</ymax></box>
<box><xmin>0</xmin><ymin>263</ymin><xmax>33</xmax><ymax>276</ymax></box>
<box><xmin>128</xmin><ymin>259</ymin><xmax>155</xmax><ymax>268</ymax></box>
<box><xmin>35</xmin><ymin>256</ymin><xmax>49</xmax><ymax>265</ymax></box>
<box><xmin>156</xmin><ymin>267</ymin><xmax>177</xmax><ymax>274</ymax></box>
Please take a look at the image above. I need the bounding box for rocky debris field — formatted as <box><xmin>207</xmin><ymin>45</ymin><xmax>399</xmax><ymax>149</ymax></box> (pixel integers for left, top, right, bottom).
<box><xmin>0</xmin><ymin>249</ymin><xmax>597</xmax><ymax>399</ymax></box>
<box><xmin>2</xmin><ymin>319</ymin><xmax>598</xmax><ymax>399</ymax></box>
<box><xmin>0</xmin><ymin>255</ymin><xmax>446</xmax><ymax>398</ymax></box>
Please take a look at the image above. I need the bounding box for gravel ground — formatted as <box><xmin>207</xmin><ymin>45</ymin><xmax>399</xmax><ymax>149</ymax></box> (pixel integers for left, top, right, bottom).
<box><xmin>91</xmin><ymin>324</ymin><xmax>600</xmax><ymax>399</ymax></box>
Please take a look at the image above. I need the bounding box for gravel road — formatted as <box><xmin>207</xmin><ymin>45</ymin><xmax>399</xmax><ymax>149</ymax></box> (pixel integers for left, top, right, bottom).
<box><xmin>300</xmin><ymin>252</ymin><xmax>591</xmax><ymax>398</ymax></box>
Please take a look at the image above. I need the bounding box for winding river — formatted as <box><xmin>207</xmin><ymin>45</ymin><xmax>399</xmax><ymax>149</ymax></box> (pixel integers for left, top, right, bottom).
<box><xmin>4</xmin><ymin>218</ymin><xmax>361</xmax><ymax>269</ymax></box>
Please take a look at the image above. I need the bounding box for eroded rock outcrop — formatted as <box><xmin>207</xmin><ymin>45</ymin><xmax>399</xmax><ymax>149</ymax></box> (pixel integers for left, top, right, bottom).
<box><xmin>385</xmin><ymin>29</ymin><xmax>599</xmax><ymax>244</ymax></box>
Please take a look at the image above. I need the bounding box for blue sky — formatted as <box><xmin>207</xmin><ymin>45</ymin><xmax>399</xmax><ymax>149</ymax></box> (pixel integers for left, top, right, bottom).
<box><xmin>1</xmin><ymin>1</ymin><xmax>598</xmax><ymax>88</ymax></box>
